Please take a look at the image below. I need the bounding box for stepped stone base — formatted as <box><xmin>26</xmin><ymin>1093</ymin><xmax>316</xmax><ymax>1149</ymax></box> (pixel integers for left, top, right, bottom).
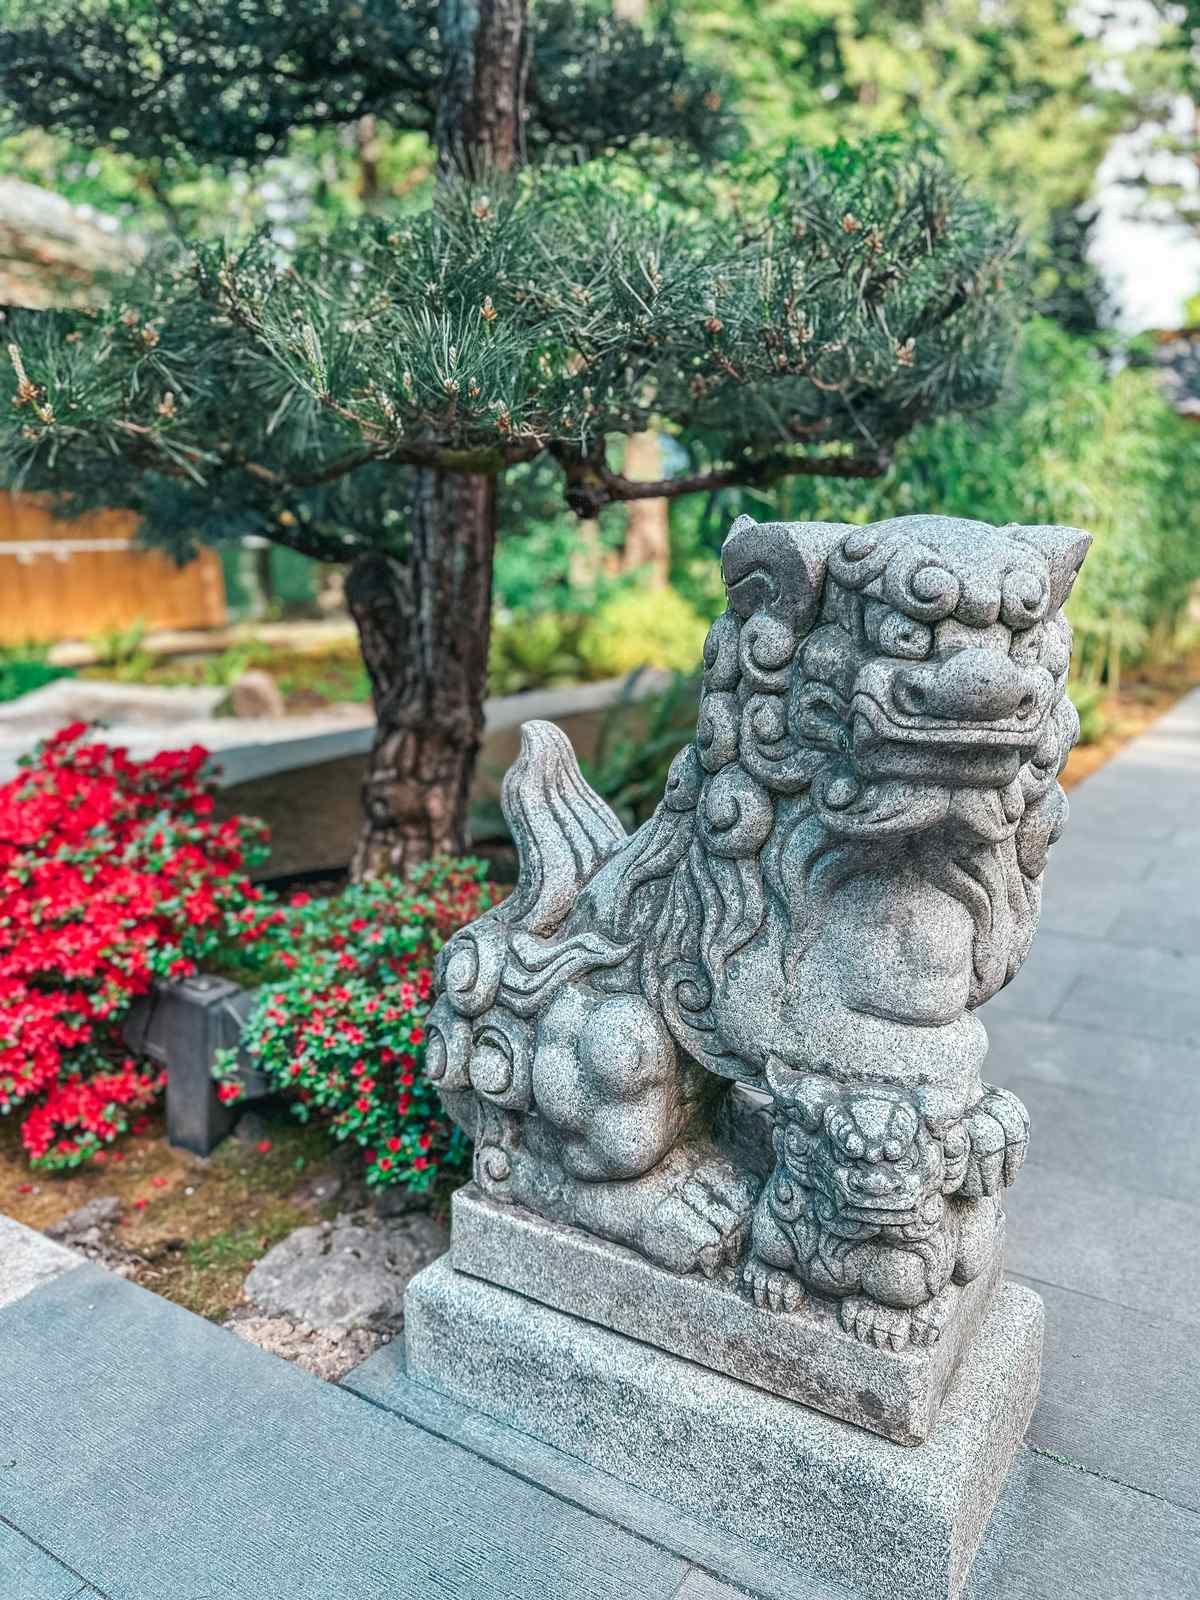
<box><xmin>449</xmin><ymin>1184</ymin><xmax>1005</xmax><ymax>1445</ymax></box>
<box><xmin>404</xmin><ymin>1257</ymin><xmax>1042</xmax><ymax>1600</ymax></box>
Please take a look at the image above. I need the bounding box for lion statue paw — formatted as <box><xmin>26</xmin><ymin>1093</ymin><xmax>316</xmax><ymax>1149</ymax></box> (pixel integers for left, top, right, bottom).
<box><xmin>742</xmin><ymin>1257</ymin><xmax>805</xmax><ymax>1314</ymax></box>
<box><xmin>637</xmin><ymin>1161</ymin><xmax>757</xmax><ymax>1279</ymax></box>
<box><xmin>961</xmin><ymin>1084</ymin><xmax>1029</xmax><ymax>1197</ymax></box>
<box><xmin>839</xmin><ymin>1295</ymin><xmax>915</xmax><ymax>1352</ymax></box>
<box><xmin>908</xmin><ymin>1286</ymin><xmax>957</xmax><ymax>1348</ymax></box>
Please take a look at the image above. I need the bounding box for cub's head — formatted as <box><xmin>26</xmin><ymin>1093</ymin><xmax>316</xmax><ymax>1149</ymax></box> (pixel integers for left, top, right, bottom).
<box><xmin>770</xmin><ymin>1075</ymin><xmax>967</xmax><ymax>1233</ymax></box>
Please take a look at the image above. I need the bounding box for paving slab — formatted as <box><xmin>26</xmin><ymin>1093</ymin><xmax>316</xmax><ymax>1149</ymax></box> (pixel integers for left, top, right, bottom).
<box><xmin>0</xmin><ymin>1264</ymin><xmax>691</xmax><ymax>1600</ymax></box>
<box><xmin>1053</xmin><ymin>973</ymin><xmax>1200</xmax><ymax>1049</ymax></box>
<box><xmin>1004</xmin><ymin>1163</ymin><xmax>1200</xmax><ymax>1327</ymax></box>
<box><xmin>0</xmin><ymin>1214</ymin><xmax>83</xmax><ymax>1311</ymax></box>
<box><xmin>986</xmin><ymin>930</ymin><xmax>1200</xmax><ymax>1026</ymax></box>
<box><xmin>0</xmin><ymin>1521</ymin><xmax>93</xmax><ymax>1600</ymax></box>
<box><xmin>1094</xmin><ymin>905</ymin><xmax>1200</xmax><ymax>956</ymax></box>
<box><xmin>1013</xmin><ymin>1279</ymin><xmax>1200</xmax><ymax>1512</ymax></box>
<box><xmin>675</xmin><ymin>1577</ymin><xmax>755</xmax><ymax>1600</ymax></box>
<box><xmin>1004</xmin><ymin>1073</ymin><xmax>1197</xmax><ymax>1208</ymax></box>
<box><xmin>985</xmin><ymin>1015</ymin><xmax>1200</xmax><ymax>1104</ymax></box>
<box><xmin>964</xmin><ymin>1448</ymin><xmax>1200</xmax><ymax>1600</ymax></box>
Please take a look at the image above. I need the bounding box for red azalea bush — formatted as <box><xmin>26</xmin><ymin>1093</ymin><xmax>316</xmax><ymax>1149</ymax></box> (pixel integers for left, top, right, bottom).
<box><xmin>216</xmin><ymin>860</ymin><xmax>497</xmax><ymax>1192</ymax></box>
<box><xmin>0</xmin><ymin>724</ymin><xmax>269</xmax><ymax>1169</ymax></box>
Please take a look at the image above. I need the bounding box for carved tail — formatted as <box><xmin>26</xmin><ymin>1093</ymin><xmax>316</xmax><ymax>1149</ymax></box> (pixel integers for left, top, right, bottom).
<box><xmin>499</xmin><ymin>720</ymin><xmax>627</xmax><ymax>937</ymax></box>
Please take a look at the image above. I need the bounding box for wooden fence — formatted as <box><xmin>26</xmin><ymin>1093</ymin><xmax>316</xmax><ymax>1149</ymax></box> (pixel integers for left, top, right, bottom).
<box><xmin>0</xmin><ymin>494</ymin><xmax>226</xmax><ymax>646</ymax></box>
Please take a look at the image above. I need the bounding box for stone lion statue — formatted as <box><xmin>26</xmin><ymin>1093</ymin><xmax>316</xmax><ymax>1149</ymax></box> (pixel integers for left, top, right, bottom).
<box><xmin>426</xmin><ymin>513</ymin><xmax>1089</xmax><ymax>1349</ymax></box>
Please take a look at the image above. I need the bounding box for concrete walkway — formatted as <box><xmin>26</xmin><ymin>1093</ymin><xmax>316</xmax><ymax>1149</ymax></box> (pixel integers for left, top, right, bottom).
<box><xmin>2</xmin><ymin>692</ymin><xmax>1199</xmax><ymax>1600</ymax></box>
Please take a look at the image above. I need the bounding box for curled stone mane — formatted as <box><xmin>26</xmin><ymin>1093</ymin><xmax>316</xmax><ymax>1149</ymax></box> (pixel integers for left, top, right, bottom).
<box><xmin>602</xmin><ymin>513</ymin><xmax>1089</xmax><ymax>1061</ymax></box>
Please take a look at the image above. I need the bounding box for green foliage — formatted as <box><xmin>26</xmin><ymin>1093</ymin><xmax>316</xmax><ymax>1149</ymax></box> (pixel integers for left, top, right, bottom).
<box><xmin>677</xmin><ymin>1</ymin><xmax>1134</xmax><ymax>332</ymax></box>
<box><xmin>680</xmin><ymin>2</ymin><xmax>1123</xmax><ymax>223</ymax></box>
<box><xmin>0</xmin><ymin>0</ymin><xmax>738</xmax><ymax>169</ymax></box>
<box><xmin>0</xmin><ymin>643</ymin><xmax>72</xmax><ymax>703</ymax></box>
<box><xmin>215</xmin><ymin>860</ymin><xmax>498</xmax><ymax>1191</ymax></box>
<box><xmin>488</xmin><ymin>611</ymin><xmax>588</xmax><ymax>697</ymax></box>
<box><xmin>0</xmin><ymin>146</ymin><xmax>1020</xmax><ymax>554</ymax></box>
<box><xmin>578</xmin><ymin>671</ymin><xmax>701</xmax><ymax>832</ymax></box>
<box><xmin>84</xmin><ymin>619</ymin><xmax>157</xmax><ymax>681</ymax></box>
<box><xmin>488</xmin><ymin>585</ymin><xmax>711</xmax><ymax>695</ymax></box>
<box><xmin>753</xmin><ymin>318</ymin><xmax>1200</xmax><ymax>690</ymax></box>
<box><xmin>1069</xmin><ymin>680</ymin><xmax>1108</xmax><ymax>747</ymax></box>
<box><xmin>577</xmin><ymin>587</ymin><xmax>710</xmax><ymax>678</ymax></box>
<box><xmin>1118</xmin><ymin>3</ymin><xmax>1200</xmax><ymax>237</ymax></box>
<box><xmin>493</xmin><ymin>452</ymin><xmax>626</xmax><ymax>613</ymax></box>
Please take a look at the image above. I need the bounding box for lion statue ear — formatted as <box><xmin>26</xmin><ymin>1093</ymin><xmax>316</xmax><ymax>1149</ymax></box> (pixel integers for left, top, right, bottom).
<box><xmin>721</xmin><ymin>516</ymin><xmax>848</xmax><ymax>634</ymax></box>
<box><xmin>1007</xmin><ymin>524</ymin><xmax>1092</xmax><ymax>613</ymax></box>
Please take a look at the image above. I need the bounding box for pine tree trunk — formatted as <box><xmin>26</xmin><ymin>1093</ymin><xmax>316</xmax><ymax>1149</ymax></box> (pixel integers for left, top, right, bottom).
<box><xmin>348</xmin><ymin>0</ymin><xmax>526</xmax><ymax>876</ymax></box>
<box><xmin>348</xmin><ymin>470</ymin><xmax>497</xmax><ymax>877</ymax></box>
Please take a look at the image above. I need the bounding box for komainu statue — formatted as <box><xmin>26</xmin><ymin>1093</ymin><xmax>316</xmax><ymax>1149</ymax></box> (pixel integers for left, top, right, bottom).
<box><xmin>426</xmin><ymin>513</ymin><xmax>1089</xmax><ymax>1353</ymax></box>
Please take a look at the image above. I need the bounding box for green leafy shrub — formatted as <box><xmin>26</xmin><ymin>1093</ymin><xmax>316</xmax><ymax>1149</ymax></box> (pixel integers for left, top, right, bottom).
<box><xmin>577</xmin><ymin>588</ymin><xmax>709</xmax><ymax>678</ymax></box>
<box><xmin>0</xmin><ymin>645</ymin><xmax>72</xmax><ymax>704</ymax></box>
<box><xmin>488</xmin><ymin>612</ymin><xmax>588</xmax><ymax>696</ymax></box>
<box><xmin>755</xmin><ymin>319</ymin><xmax>1200</xmax><ymax>695</ymax></box>
<box><xmin>1069</xmin><ymin>680</ymin><xmax>1108</xmax><ymax>746</ymax></box>
<box><xmin>216</xmin><ymin>861</ymin><xmax>498</xmax><ymax>1192</ymax></box>
<box><xmin>579</xmin><ymin>671</ymin><xmax>701</xmax><ymax>830</ymax></box>
<box><xmin>87</xmin><ymin>619</ymin><xmax>154</xmax><ymax>682</ymax></box>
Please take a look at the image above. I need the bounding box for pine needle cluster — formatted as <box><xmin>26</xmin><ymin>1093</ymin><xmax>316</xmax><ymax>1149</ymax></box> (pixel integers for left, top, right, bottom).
<box><xmin>1</xmin><ymin>144</ymin><xmax>1020</xmax><ymax>549</ymax></box>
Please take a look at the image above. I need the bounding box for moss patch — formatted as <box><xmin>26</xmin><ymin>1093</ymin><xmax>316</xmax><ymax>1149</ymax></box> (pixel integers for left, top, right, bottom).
<box><xmin>0</xmin><ymin>1103</ymin><xmax>343</xmax><ymax>1322</ymax></box>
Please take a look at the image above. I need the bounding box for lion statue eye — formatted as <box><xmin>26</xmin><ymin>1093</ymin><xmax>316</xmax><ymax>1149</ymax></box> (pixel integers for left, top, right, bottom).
<box><xmin>877</xmin><ymin>608</ymin><xmax>932</xmax><ymax>660</ymax></box>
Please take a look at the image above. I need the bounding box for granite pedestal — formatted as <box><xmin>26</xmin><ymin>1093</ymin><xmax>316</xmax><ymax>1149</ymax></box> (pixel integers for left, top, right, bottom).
<box><xmin>404</xmin><ymin>1253</ymin><xmax>1042</xmax><ymax>1600</ymax></box>
<box><xmin>449</xmin><ymin>1183</ymin><xmax>1006</xmax><ymax>1446</ymax></box>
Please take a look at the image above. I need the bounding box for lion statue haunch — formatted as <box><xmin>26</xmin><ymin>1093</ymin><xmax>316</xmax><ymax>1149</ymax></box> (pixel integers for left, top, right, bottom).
<box><xmin>427</xmin><ymin>513</ymin><xmax>1089</xmax><ymax>1349</ymax></box>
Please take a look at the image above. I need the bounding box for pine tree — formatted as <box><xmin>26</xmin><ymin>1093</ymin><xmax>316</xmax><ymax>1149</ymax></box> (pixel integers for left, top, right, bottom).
<box><xmin>0</xmin><ymin>1</ymin><xmax>1021</xmax><ymax>875</ymax></box>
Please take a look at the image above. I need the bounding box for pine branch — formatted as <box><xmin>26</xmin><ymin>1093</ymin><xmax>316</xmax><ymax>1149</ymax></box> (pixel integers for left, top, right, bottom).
<box><xmin>0</xmin><ymin>144</ymin><xmax>1021</xmax><ymax>550</ymax></box>
<box><xmin>553</xmin><ymin>444</ymin><xmax>892</xmax><ymax>518</ymax></box>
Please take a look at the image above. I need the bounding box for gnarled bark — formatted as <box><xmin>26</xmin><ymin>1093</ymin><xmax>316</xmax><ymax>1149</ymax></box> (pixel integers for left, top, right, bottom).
<box><xmin>347</xmin><ymin>469</ymin><xmax>496</xmax><ymax>877</ymax></box>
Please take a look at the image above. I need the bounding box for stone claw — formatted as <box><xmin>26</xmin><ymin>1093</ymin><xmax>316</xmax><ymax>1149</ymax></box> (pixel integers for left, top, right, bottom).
<box><xmin>909</xmin><ymin>1287</ymin><xmax>956</xmax><ymax>1348</ymax></box>
<box><xmin>638</xmin><ymin>1159</ymin><xmax>757</xmax><ymax>1278</ymax></box>
<box><xmin>839</xmin><ymin>1295</ymin><xmax>912</xmax><ymax>1352</ymax></box>
<box><xmin>961</xmin><ymin>1085</ymin><xmax>1029</xmax><ymax>1196</ymax></box>
<box><xmin>742</xmin><ymin>1258</ymin><xmax>804</xmax><ymax>1314</ymax></box>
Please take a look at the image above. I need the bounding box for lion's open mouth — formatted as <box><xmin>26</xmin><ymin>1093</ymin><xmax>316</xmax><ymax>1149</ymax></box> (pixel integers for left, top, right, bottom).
<box><xmin>849</xmin><ymin>697</ymin><xmax>1041</xmax><ymax>787</ymax></box>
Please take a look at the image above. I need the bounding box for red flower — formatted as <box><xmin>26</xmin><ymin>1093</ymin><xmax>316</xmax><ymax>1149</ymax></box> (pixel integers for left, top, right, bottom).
<box><xmin>256</xmin><ymin>1139</ymin><xmax>272</xmax><ymax>1154</ymax></box>
<box><xmin>1</xmin><ymin>725</ymin><xmax>267</xmax><ymax>1175</ymax></box>
<box><xmin>151</xmin><ymin>1176</ymin><xmax>167</xmax><ymax>1188</ymax></box>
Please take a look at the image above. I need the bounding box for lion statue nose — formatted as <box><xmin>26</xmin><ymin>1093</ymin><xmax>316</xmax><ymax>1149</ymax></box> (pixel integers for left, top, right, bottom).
<box><xmin>893</xmin><ymin>648</ymin><xmax>1039</xmax><ymax>723</ymax></box>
